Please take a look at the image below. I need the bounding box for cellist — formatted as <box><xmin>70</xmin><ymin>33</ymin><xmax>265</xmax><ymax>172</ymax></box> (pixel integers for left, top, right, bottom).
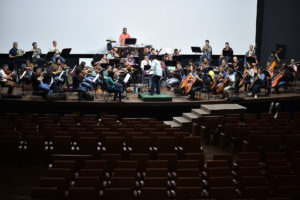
<box><xmin>273</xmin><ymin>63</ymin><xmax>293</xmax><ymax>94</ymax></box>
<box><xmin>267</xmin><ymin>51</ymin><xmax>280</xmax><ymax>76</ymax></box>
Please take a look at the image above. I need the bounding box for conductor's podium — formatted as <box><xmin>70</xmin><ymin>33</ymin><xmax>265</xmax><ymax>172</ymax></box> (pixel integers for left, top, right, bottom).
<box><xmin>138</xmin><ymin>93</ymin><xmax>173</xmax><ymax>102</ymax></box>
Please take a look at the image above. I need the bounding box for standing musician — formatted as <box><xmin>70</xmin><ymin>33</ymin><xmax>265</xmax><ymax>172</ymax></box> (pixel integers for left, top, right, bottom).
<box><xmin>119</xmin><ymin>27</ymin><xmax>131</xmax><ymax>46</ymax></box>
<box><xmin>199</xmin><ymin>40</ymin><xmax>212</xmax><ymax>64</ymax></box>
<box><xmin>149</xmin><ymin>55</ymin><xmax>162</xmax><ymax>95</ymax></box>
<box><xmin>0</xmin><ymin>64</ymin><xmax>15</xmax><ymax>94</ymax></box>
<box><xmin>50</xmin><ymin>40</ymin><xmax>65</xmax><ymax>64</ymax></box>
<box><xmin>219</xmin><ymin>42</ymin><xmax>233</xmax><ymax>65</ymax></box>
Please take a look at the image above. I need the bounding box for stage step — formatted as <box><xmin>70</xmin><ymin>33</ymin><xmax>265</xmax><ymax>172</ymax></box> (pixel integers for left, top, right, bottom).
<box><xmin>163</xmin><ymin>120</ymin><xmax>181</xmax><ymax>128</ymax></box>
<box><xmin>173</xmin><ymin>116</ymin><xmax>192</xmax><ymax>131</ymax></box>
<box><xmin>192</xmin><ymin>108</ymin><xmax>210</xmax><ymax>116</ymax></box>
<box><xmin>201</xmin><ymin>104</ymin><xmax>246</xmax><ymax>115</ymax></box>
<box><xmin>182</xmin><ymin>112</ymin><xmax>199</xmax><ymax>122</ymax></box>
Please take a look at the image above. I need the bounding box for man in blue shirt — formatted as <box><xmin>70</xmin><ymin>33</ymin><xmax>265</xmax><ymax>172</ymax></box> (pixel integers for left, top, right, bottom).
<box><xmin>149</xmin><ymin>55</ymin><xmax>162</xmax><ymax>95</ymax></box>
<box><xmin>9</xmin><ymin>42</ymin><xmax>24</xmax><ymax>71</ymax></box>
<box><xmin>252</xmin><ymin>68</ymin><xmax>266</xmax><ymax>98</ymax></box>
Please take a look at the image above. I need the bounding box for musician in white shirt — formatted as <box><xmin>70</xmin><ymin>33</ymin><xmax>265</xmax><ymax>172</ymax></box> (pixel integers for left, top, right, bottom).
<box><xmin>141</xmin><ymin>55</ymin><xmax>152</xmax><ymax>85</ymax></box>
<box><xmin>50</xmin><ymin>40</ymin><xmax>65</xmax><ymax>64</ymax></box>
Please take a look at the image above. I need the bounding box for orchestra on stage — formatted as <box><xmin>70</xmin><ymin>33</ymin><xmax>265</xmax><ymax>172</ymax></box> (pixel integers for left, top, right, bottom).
<box><xmin>0</xmin><ymin>27</ymin><xmax>299</xmax><ymax>101</ymax></box>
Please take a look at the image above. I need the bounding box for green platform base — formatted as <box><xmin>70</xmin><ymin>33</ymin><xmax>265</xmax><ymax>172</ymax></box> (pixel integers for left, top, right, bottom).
<box><xmin>138</xmin><ymin>93</ymin><xmax>173</xmax><ymax>102</ymax></box>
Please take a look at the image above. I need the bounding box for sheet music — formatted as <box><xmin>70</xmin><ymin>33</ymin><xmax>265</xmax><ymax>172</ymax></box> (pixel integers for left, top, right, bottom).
<box><xmin>20</xmin><ymin>71</ymin><xmax>27</xmax><ymax>79</ymax></box>
<box><xmin>124</xmin><ymin>73</ymin><xmax>131</xmax><ymax>83</ymax></box>
<box><xmin>93</xmin><ymin>73</ymin><xmax>99</xmax><ymax>83</ymax></box>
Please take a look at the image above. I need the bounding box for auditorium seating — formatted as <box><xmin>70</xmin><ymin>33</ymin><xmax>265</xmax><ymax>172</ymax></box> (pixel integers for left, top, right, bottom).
<box><xmin>1</xmin><ymin>112</ymin><xmax>300</xmax><ymax>199</ymax></box>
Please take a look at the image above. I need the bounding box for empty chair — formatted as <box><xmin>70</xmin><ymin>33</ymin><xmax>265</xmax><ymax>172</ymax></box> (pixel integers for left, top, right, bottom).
<box><xmin>285</xmin><ymin>135</ymin><xmax>300</xmax><ymax>152</ymax></box>
<box><xmin>0</xmin><ymin>135</ymin><xmax>19</xmax><ymax>154</ymax></box>
<box><xmin>130</xmin><ymin>137</ymin><xmax>152</xmax><ymax>153</ymax></box>
<box><xmin>47</xmin><ymin>168</ymin><xmax>73</xmax><ymax>182</ymax></box>
<box><xmin>176</xmin><ymin>168</ymin><xmax>200</xmax><ymax>177</ymax></box>
<box><xmin>84</xmin><ymin>160</ymin><xmax>107</xmax><ymax>170</ymax></box>
<box><xmin>141</xmin><ymin>187</ymin><xmax>167</xmax><ymax>200</ymax></box>
<box><xmin>181</xmin><ymin>136</ymin><xmax>203</xmax><ymax>153</ymax></box>
<box><xmin>39</xmin><ymin>177</ymin><xmax>65</xmax><ymax>199</ymax></box>
<box><xmin>155</xmin><ymin>136</ymin><xmax>176</xmax><ymax>153</ymax></box>
<box><xmin>73</xmin><ymin>176</ymin><xmax>101</xmax><ymax>188</ymax></box>
<box><xmin>271</xmin><ymin>175</ymin><xmax>300</xmax><ymax>186</ymax></box>
<box><xmin>110</xmin><ymin>177</ymin><xmax>135</xmax><ymax>188</ymax></box>
<box><xmin>175</xmin><ymin>187</ymin><xmax>202</xmax><ymax>200</ymax></box>
<box><xmin>235</xmin><ymin>159</ymin><xmax>259</xmax><ymax>167</ymax></box>
<box><xmin>145</xmin><ymin>168</ymin><xmax>168</xmax><ymax>177</ymax></box>
<box><xmin>102</xmin><ymin>188</ymin><xmax>133</xmax><ymax>200</ymax></box>
<box><xmin>115</xmin><ymin>160</ymin><xmax>138</xmax><ymax>169</ymax></box>
<box><xmin>78</xmin><ymin>169</ymin><xmax>104</xmax><ymax>177</ymax></box>
<box><xmin>157</xmin><ymin>154</ymin><xmax>177</xmax><ymax>171</ymax></box>
<box><xmin>236</xmin><ymin>167</ymin><xmax>263</xmax><ymax>177</ymax></box>
<box><xmin>31</xmin><ymin>187</ymin><xmax>58</xmax><ymax>200</ymax></box>
<box><xmin>142</xmin><ymin>177</ymin><xmax>167</xmax><ymax>187</ymax></box>
<box><xmin>207</xmin><ymin>160</ymin><xmax>230</xmax><ymax>168</ymax></box>
<box><xmin>68</xmin><ymin>187</ymin><xmax>97</xmax><ymax>200</ymax></box>
<box><xmin>146</xmin><ymin>160</ymin><xmax>168</xmax><ymax>169</ymax></box>
<box><xmin>243</xmin><ymin>186</ymin><xmax>271</xmax><ymax>200</ymax></box>
<box><xmin>176</xmin><ymin>177</ymin><xmax>202</xmax><ymax>187</ymax></box>
<box><xmin>206</xmin><ymin>177</ymin><xmax>235</xmax><ymax>187</ymax></box>
<box><xmin>52</xmin><ymin>160</ymin><xmax>76</xmax><ymax>171</ymax></box>
<box><xmin>113</xmin><ymin>168</ymin><xmax>137</xmax><ymax>177</ymax></box>
<box><xmin>53</xmin><ymin>136</ymin><xmax>72</xmax><ymax>153</ymax></box>
<box><xmin>78</xmin><ymin>137</ymin><xmax>98</xmax><ymax>154</ymax></box>
<box><xmin>213</xmin><ymin>154</ymin><xmax>233</xmax><ymax>163</ymax></box>
<box><xmin>208</xmin><ymin>187</ymin><xmax>239</xmax><ymax>199</ymax></box>
<box><xmin>268</xmin><ymin>166</ymin><xmax>294</xmax><ymax>176</ymax></box>
<box><xmin>238</xmin><ymin>152</ymin><xmax>259</xmax><ymax>160</ymax></box>
<box><xmin>260</xmin><ymin>135</ymin><xmax>283</xmax><ymax>152</ymax></box>
<box><xmin>239</xmin><ymin>176</ymin><xmax>268</xmax><ymax>188</ymax></box>
<box><xmin>26</xmin><ymin>135</ymin><xmax>45</xmax><ymax>153</ymax></box>
<box><xmin>205</xmin><ymin>167</ymin><xmax>232</xmax><ymax>178</ymax></box>
<box><xmin>276</xmin><ymin>185</ymin><xmax>300</xmax><ymax>199</ymax></box>
<box><xmin>177</xmin><ymin>160</ymin><xmax>199</xmax><ymax>169</ymax></box>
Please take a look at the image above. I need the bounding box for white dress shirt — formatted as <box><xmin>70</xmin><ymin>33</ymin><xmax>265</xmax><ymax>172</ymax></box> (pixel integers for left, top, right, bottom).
<box><xmin>150</xmin><ymin>59</ymin><xmax>162</xmax><ymax>76</ymax></box>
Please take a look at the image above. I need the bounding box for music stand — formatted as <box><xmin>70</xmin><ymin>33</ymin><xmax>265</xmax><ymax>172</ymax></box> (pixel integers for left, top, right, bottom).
<box><xmin>132</xmin><ymin>64</ymin><xmax>140</xmax><ymax>70</ymax></box>
<box><xmin>164</xmin><ymin>60</ymin><xmax>176</xmax><ymax>67</ymax></box>
<box><xmin>223</xmin><ymin>50</ymin><xmax>233</xmax><ymax>57</ymax></box>
<box><xmin>100</xmin><ymin>63</ymin><xmax>109</xmax><ymax>69</ymax></box>
<box><xmin>191</xmin><ymin>47</ymin><xmax>202</xmax><ymax>54</ymax></box>
<box><xmin>246</xmin><ymin>56</ymin><xmax>256</xmax><ymax>64</ymax></box>
<box><xmin>60</xmin><ymin>48</ymin><xmax>72</xmax><ymax>58</ymax></box>
<box><xmin>44</xmin><ymin>51</ymin><xmax>55</xmax><ymax>60</ymax></box>
<box><xmin>144</xmin><ymin>65</ymin><xmax>151</xmax><ymax>71</ymax></box>
<box><xmin>125</xmin><ymin>38</ymin><xmax>137</xmax><ymax>45</ymax></box>
<box><xmin>23</xmin><ymin>51</ymin><xmax>34</xmax><ymax>60</ymax></box>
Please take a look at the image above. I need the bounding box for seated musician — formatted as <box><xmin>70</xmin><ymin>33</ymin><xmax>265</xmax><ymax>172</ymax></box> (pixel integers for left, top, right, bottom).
<box><xmin>148</xmin><ymin>48</ymin><xmax>156</xmax><ymax>59</ymax></box>
<box><xmin>184</xmin><ymin>60</ymin><xmax>195</xmax><ymax>76</ymax></box>
<box><xmin>199</xmin><ymin>40</ymin><xmax>212</xmax><ymax>64</ymax></box>
<box><xmin>244</xmin><ymin>45</ymin><xmax>256</xmax><ymax>67</ymax></box>
<box><xmin>107</xmin><ymin>49</ymin><xmax>119</xmax><ymax>60</ymax></box>
<box><xmin>119</xmin><ymin>27</ymin><xmax>131</xmax><ymax>46</ymax></box>
<box><xmin>273</xmin><ymin>63</ymin><xmax>294</xmax><ymax>94</ymax></box>
<box><xmin>219</xmin><ymin>42</ymin><xmax>233</xmax><ymax>65</ymax></box>
<box><xmin>223</xmin><ymin>67</ymin><xmax>236</xmax><ymax>99</ymax></box>
<box><xmin>252</xmin><ymin>68</ymin><xmax>266</xmax><ymax>98</ymax></box>
<box><xmin>143</xmin><ymin>47</ymin><xmax>150</xmax><ymax>57</ymax></box>
<box><xmin>50</xmin><ymin>64</ymin><xmax>64</xmax><ymax>92</ymax></box>
<box><xmin>100</xmin><ymin>54</ymin><xmax>108</xmax><ymax>64</ymax></box>
<box><xmin>216</xmin><ymin>59</ymin><xmax>228</xmax><ymax>84</ymax></box>
<box><xmin>105</xmin><ymin>71</ymin><xmax>124</xmax><ymax>102</ymax></box>
<box><xmin>127</xmin><ymin>53</ymin><xmax>136</xmax><ymax>65</ymax></box>
<box><xmin>9</xmin><ymin>42</ymin><xmax>24</xmax><ymax>71</ymax></box>
<box><xmin>31</xmin><ymin>67</ymin><xmax>53</xmax><ymax>97</ymax></box>
<box><xmin>243</xmin><ymin>63</ymin><xmax>255</xmax><ymax>94</ymax></box>
<box><xmin>20</xmin><ymin>59</ymin><xmax>34</xmax><ymax>84</ymax></box>
<box><xmin>290</xmin><ymin>59</ymin><xmax>297</xmax><ymax>77</ymax></box>
<box><xmin>50</xmin><ymin>40</ymin><xmax>65</xmax><ymax>64</ymax></box>
<box><xmin>72</xmin><ymin>68</ymin><xmax>92</xmax><ymax>93</ymax></box>
<box><xmin>233</xmin><ymin>56</ymin><xmax>243</xmax><ymax>73</ymax></box>
<box><xmin>0</xmin><ymin>64</ymin><xmax>15</xmax><ymax>94</ymax></box>
<box><xmin>32</xmin><ymin>42</ymin><xmax>46</xmax><ymax>67</ymax></box>
<box><xmin>188</xmin><ymin>67</ymin><xmax>212</xmax><ymax>101</ymax></box>
<box><xmin>166</xmin><ymin>62</ymin><xmax>184</xmax><ymax>90</ymax></box>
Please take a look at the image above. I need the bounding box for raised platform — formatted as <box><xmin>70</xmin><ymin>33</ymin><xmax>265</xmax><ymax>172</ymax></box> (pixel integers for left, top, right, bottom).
<box><xmin>138</xmin><ymin>92</ymin><xmax>173</xmax><ymax>102</ymax></box>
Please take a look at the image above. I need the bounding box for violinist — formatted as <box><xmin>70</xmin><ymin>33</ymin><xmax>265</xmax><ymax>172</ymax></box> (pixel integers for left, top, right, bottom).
<box><xmin>290</xmin><ymin>59</ymin><xmax>298</xmax><ymax>77</ymax></box>
<box><xmin>173</xmin><ymin>49</ymin><xmax>181</xmax><ymax>57</ymax></box>
<box><xmin>0</xmin><ymin>64</ymin><xmax>15</xmax><ymax>94</ymax></box>
<box><xmin>224</xmin><ymin>67</ymin><xmax>236</xmax><ymax>99</ymax></box>
<box><xmin>21</xmin><ymin>59</ymin><xmax>34</xmax><ymax>84</ymax></box>
<box><xmin>105</xmin><ymin>71</ymin><xmax>124</xmax><ymax>102</ymax></box>
<box><xmin>233</xmin><ymin>56</ymin><xmax>243</xmax><ymax>73</ymax></box>
<box><xmin>100</xmin><ymin>54</ymin><xmax>108</xmax><ymax>64</ymax></box>
<box><xmin>184</xmin><ymin>60</ymin><xmax>195</xmax><ymax>75</ymax></box>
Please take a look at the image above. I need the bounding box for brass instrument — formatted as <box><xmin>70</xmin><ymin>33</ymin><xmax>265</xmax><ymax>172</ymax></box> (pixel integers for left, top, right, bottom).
<box><xmin>17</xmin><ymin>49</ymin><xmax>24</xmax><ymax>56</ymax></box>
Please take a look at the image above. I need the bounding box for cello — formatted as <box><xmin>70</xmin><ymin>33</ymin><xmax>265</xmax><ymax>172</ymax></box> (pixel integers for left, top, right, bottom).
<box><xmin>210</xmin><ymin>74</ymin><xmax>223</xmax><ymax>90</ymax></box>
<box><xmin>268</xmin><ymin>48</ymin><xmax>282</xmax><ymax>75</ymax></box>
<box><xmin>216</xmin><ymin>77</ymin><xmax>229</xmax><ymax>94</ymax></box>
